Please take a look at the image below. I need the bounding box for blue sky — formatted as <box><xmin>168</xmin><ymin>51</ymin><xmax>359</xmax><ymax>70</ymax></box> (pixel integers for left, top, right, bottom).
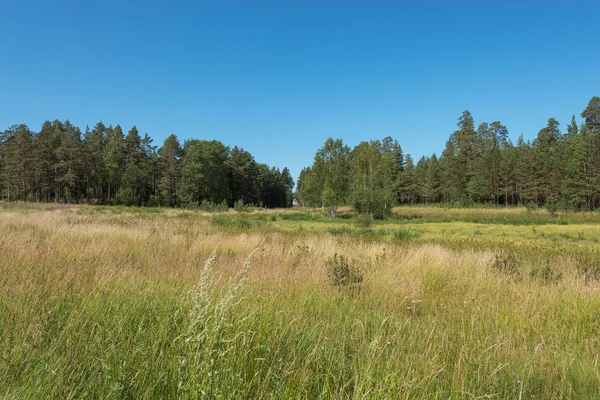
<box><xmin>1</xmin><ymin>1</ymin><xmax>599</xmax><ymax>183</ymax></box>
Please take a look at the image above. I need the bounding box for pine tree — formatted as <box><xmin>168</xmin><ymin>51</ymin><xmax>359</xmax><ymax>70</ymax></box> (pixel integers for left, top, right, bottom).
<box><xmin>158</xmin><ymin>134</ymin><xmax>182</xmax><ymax>207</ymax></box>
<box><xmin>34</xmin><ymin>120</ymin><xmax>61</xmax><ymax>201</ymax></box>
<box><xmin>424</xmin><ymin>154</ymin><xmax>441</xmax><ymax>204</ymax></box>
<box><xmin>280</xmin><ymin>167</ymin><xmax>295</xmax><ymax>208</ymax></box>
<box><xmin>398</xmin><ymin>154</ymin><xmax>416</xmax><ymax>204</ymax></box>
<box><xmin>439</xmin><ymin>138</ymin><xmax>459</xmax><ymax>202</ymax></box>
<box><xmin>227</xmin><ymin>146</ymin><xmax>259</xmax><ymax>206</ymax></box>
<box><xmin>119</xmin><ymin>126</ymin><xmax>153</xmax><ymax>206</ymax></box>
<box><xmin>83</xmin><ymin>122</ymin><xmax>106</xmax><ymax>203</ymax></box>
<box><xmin>55</xmin><ymin>120</ymin><xmax>83</xmax><ymax>202</ymax></box>
<box><xmin>104</xmin><ymin>125</ymin><xmax>124</xmax><ymax>204</ymax></box>
<box><xmin>533</xmin><ymin>118</ymin><xmax>563</xmax><ymax>202</ymax></box>
<box><xmin>1</xmin><ymin>125</ymin><xmax>34</xmax><ymax>201</ymax></box>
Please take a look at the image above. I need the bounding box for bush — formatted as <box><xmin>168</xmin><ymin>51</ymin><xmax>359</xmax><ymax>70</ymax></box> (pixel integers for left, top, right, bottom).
<box><xmin>546</xmin><ymin>195</ymin><xmax>558</xmax><ymax>215</ymax></box>
<box><xmin>113</xmin><ymin>188</ymin><xmax>137</xmax><ymax>206</ymax></box>
<box><xmin>354</xmin><ymin>214</ymin><xmax>373</xmax><ymax>228</ymax></box>
<box><xmin>185</xmin><ymin>201</ymin><xmax>200</xmax><ymax>210</ymax></box>
<box><xmin>146</xmin><ymin>195</ymin><xmax>161</xmax><ymax>207</ymax></box>
<box><xmin>526</xmin><ymin>202</ymin><xmax>539</xmax><ymax>213</ymax></box>
<box><xmin>212</xmin><ymin>216</ymin><xmax>265</xmax><ymax>228</ymax></box>
<box><xmin>327</xmin><ymin>227</ymin><xmax>354</xmax><ymax>236</ymax></box>
<box><xmin>393</xmin><ymin>228</ymin><xmax>418</xmax><ymax>241</ymax></box>
<box><xmin>326</xmin><ymin>253</ymin><xmax>362</xmax><ymax>287</ymax></box>
<box><xmin>196</xmin><ymin>199</ymin><xmax>229</xmax><ymax>212</ymax></box>
<box><xmin>234</xmin><ymin>199</ymin><xmax>250</xmax><ymax>212</ymax></box>
<box><xmin>279</xmin><ymin>213</ymin><xmax>315</xmax><ymax>221</ymax></box>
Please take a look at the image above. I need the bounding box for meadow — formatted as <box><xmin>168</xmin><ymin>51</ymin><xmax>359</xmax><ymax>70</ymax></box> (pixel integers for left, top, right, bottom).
<box><xmin>2</xmin><ymin>203</ymin><xmax>600</xmax><ymax>399</ymax></box>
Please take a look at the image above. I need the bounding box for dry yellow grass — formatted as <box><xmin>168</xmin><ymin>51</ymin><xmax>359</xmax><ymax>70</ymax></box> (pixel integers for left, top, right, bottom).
<box><xmin>1</xmin><ymin>204</ymin><xmax>600</xmax><ymax>398</ymax></box>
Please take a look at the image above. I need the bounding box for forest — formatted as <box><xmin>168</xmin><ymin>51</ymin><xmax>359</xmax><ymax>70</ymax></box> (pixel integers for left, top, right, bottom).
<box><xmin>0</xmin><ymin>121</ymin><xmax>294</xmax><ymax>208</ymax></box>
<box><xmin>1</xmin><ymin>96</ymin><xmax>599</xmax><ymax>213</ymax></box>
<box><xmin>298</xmin><ymin>96</ymin><xmax>600</xmax><ymax>217</ymax></box>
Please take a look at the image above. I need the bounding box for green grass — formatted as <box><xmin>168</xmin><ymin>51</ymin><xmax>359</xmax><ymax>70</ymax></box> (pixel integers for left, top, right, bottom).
<box><xmin>2</xmin><ymin>203</ymin><xmax>600</xmax><ymax>398</ymax></box>
<box><xmin>212</xmin><ymin>215</ymin><xmax>267</xmax><ymax>228</ymax></box>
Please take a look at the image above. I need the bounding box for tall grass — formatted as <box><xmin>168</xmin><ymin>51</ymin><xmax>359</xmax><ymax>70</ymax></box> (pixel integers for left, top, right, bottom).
<box><xmin>1</xmin><ymin>204</ymin><xmax>600</xmax><ymax>398</ymax></box>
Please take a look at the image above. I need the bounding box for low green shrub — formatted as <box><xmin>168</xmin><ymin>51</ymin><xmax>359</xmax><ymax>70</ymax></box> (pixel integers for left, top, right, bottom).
<box><xmin>326</xmin><ymin>253</ymin><xmax>362</xmax><ymax>287</ymax></box>
<box><xmin>354</xmin><ymin>214</ymin><xmax>373</xmax><ymax>228</ymax></box>
<box><xmin>392</xmin><ymin>228</ymin><xmax>418</xmax><ymax>241</ymax></box>
<box><xmin>213</xmin><ymin>216</ymin><xmax>265</xmax><ymax>228</ymax></box>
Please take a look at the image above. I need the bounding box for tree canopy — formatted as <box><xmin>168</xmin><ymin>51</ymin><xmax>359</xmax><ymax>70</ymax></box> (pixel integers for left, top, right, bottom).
<box><xmin>298</xmin><ymin>96</ymin><xmax>600</xmax><ymax>215</ymax></box>
<box><xmin>3</xmin><ymin>96</ymin><xmax>600</xmax><ymax>212</ymax></box>
<box><xmin>0</xmin><ymin>121</ymin><xmax>294</xmax><ymax>208</ymax></box>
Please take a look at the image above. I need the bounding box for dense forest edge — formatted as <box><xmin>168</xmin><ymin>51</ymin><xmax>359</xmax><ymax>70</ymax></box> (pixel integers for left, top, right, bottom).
<box><xmin>0</xmin><ymin>123</ymin><xmax>294</xmax><ymax>208</ymax></box>
<box><xmin>1</xmin><ymin>96</ymin><xmax>599</xmax><ymax>215</ymax></box>
<box><xmin>298</xmin><ymin>96</ymin><xmax>600</xmax><ymax>217</ymax></box>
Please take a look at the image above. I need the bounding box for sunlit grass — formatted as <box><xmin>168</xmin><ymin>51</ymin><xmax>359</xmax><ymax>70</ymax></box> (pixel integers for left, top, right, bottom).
<box><xmin>1</xmin><ymin>203</ymin><xmax>600</xmax><ymax>398</ymax></box>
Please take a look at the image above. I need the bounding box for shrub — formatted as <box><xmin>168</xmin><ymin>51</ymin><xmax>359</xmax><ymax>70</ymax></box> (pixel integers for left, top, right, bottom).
<box><xmin>113</xmin><ymin>188</ymin><xmax>137</xmax><ymax>206</ymax></box>
<box><xmin>234</xmin><ymin>199</ymin><xmax>250</xmax><ymax>212</ymax></box>
<box><xmin>327</xmin><ymin>227</ymin><xmax>354</xmax><ymax>236</ymax></box>
<box><xmin>278</xmin><ymin>213</ymin><xmax>315</xmax><ymax>221</ymax></box>
<box><xmin>199</xmin><ymin>200</ymin><xmax>229</xmax><ymax>212</ymax></box>
<box><xmin>354</xmin><ymin>214</ymin><xmax>373</xmax><ymax>228</ymax></box>
<box><xmin>393</xmin><ymin>228</ymin><xmax>418</xmax><ymax>241</ymax></box>
<box><xmin>326</xmin><ymin>253</ymin><xmax>362</xmax><ymax>287</ymax></box>
<box><xmin>526</xmin><ymin>202</ymin><xmax>539</xmax><ymax>213</ymax></box>
<box><xmin>146</xmin><ymin>195</ymin><xmax>161</xmax><ymax>207</ymax></box>
<box><xmin>212</xmin><ymin>216</ymin><xmax>266</xmax><ymax>229</ymax></box>
<box><xmin>546</xmin><ymin>195</ymin><xmax>558</xmax><ymax>215</ymax></box>
<box><xmin>184</xmin><ymin>201</ymin><xmax>200</xmax><ymax>210</ymax></box>
<box><xmin>234</xmin><ymin>199</ymin><xmax>244</xmax><ymax>212</ymax></box>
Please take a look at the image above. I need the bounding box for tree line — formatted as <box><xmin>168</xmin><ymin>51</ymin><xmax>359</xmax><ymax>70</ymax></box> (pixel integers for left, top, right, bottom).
<box><xmin>0</xmin><ymin>121</ymin><xmax>294</xmax><ymax>208</ymax></box>
<box><xmin>298</xmin><ymin>96</ymin><xmax>600</xmax><ymax>217</ymax></box>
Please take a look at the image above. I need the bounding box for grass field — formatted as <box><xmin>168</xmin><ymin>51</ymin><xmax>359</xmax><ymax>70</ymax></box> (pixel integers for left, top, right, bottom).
<box><xmin>2</xmin><ymin>203</ymin><xmax>600</xmax><ymax>399</ymax></box>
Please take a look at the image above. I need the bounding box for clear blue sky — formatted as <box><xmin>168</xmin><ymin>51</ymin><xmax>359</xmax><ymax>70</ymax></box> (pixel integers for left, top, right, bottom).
<box><xmin>2</xmin><ymin>0</ymin><xmax>599</xmax><ymax>184</ymax></box>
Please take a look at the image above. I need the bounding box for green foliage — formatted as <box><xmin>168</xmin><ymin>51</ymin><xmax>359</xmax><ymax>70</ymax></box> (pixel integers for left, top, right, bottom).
<box><xmin>113</xmin><ymin>187</ymin><xmax>137</xmax><ymax>206</ymax></box>
<box><xmin>354</xmin><ymin>213</ymin><xmax>373</xmax><ymax>228</ymax></box>
<box><xmin>296</xmin><ymin>96</ymin><xmax>600</xmax><ymax>211</ymax></box>
<box><xmin>234</xmin><ymin>199</ymin><xmax>247</xmax><ymax>212</ymax></box>
<box><xmin>7</xmin><ymin>95</ymin><xmax>600</xmax><ymax>212</ymax></box>
<box><xmin>326</xmin><ymin>253</ymin><xmax>362</xmax><ymax>287</ymax></box>
<box><xmin>0</xmin><ymin>120</ymin><xmax>292</xmax><ymax>208</ymax></box>
<box><xmin>212</xmin><ymin>216</ymin><xmax>266</xmax><ymax>228</ymax></box>
<box><xmin>392</xmin><ymin>228</ymin><xmax>418</xmax><ymax>241</ymax></box>
<box><xmin>204</xmin><ymin>200</ymin><xmax>229</xmax><ymax>212</ymax></box>
<box><xmin>278</xmin><ymin>212</ymin><xmax>316</xmax><ymax>221</ymax></box>
<box><xmin>327</xmin><ymin>227</ymin><xmax>354</xmax><ymax>236</ymax></box>
<box><xmin>546</xmin><ymin>195</ymin><xmax>558</xmax><ymax>215</ymax></box>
